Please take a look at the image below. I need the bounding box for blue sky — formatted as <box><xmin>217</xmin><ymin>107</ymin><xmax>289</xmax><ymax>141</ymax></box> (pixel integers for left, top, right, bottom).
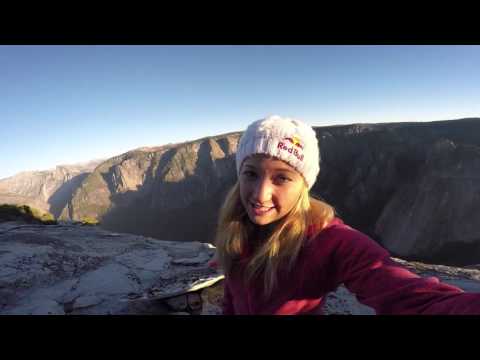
<box><xmin>1</xmin><ymin>45</ymin><xmax>480</xmax><ymax>179</ymax></box>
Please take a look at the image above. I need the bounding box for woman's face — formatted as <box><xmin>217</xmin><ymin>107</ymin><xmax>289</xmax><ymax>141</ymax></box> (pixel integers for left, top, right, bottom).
<box><xmin>239</xmin><ymin>155</ymin><xmax>305</xmax><ymax>226</ymax></box>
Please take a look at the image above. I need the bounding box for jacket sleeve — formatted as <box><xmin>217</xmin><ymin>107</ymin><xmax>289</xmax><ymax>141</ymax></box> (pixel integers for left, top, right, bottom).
<box><xmin>331</xmin><ymin>227</ymin><xmax>480</xmax><ymax>314</ymax></box>
<box><xmin>222</xmin><ymin>277</ymin><xmax>235</xmax><ymax>315</ymax></box>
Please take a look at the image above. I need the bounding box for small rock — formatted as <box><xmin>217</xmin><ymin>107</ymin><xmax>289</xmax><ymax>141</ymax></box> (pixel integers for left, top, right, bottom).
<box><xmin>15</xmin><ymin>299</ymin><xmax>66</xmax><ymax>315</ymax></box>
<box><xmin>200</xmin><ymin>282</ymin><xmax>224</xmax><ymax>315</ymax></box>
<box><xmin>73</xmin><ymin>295</ymin><xmax>103</xmax><ymax>309</ymax></box>
<box><xmin>187</xmin><ymin>292</ymin><xmax>202</xmax><ymax>311</ymax></box>
<box><xmin>165</xmin><ymin>295</ymin><xmax>188</xmax><ymax>311</ymax></box>
<box><xmin>172</xmin><ymin>253</ymin><xmax>211</xmax><ymax>265</ymax></box>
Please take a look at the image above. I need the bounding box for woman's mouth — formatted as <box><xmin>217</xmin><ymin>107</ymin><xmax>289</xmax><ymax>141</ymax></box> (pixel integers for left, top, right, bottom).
<box><xmin>250</xmin><ymin>202</ymin><xmax>275</xmax><ymax>216</ymax></box>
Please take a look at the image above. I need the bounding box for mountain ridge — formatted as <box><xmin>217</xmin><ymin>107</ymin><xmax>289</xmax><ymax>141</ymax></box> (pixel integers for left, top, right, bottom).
<box><xmin>3</xmin><ymin>117</ymin><xmax>480</xmax><ymax>265</ymax></box>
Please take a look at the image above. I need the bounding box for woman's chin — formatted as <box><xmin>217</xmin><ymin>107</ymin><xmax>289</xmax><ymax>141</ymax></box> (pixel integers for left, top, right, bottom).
<box><xmin>248</xmin><ymin>212</ymin><xmax>276</xmax><ymax>226</ymax></box>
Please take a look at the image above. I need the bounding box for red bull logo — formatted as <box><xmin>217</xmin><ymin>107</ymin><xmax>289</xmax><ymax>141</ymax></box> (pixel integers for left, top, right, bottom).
<box><xmin>284</xmin><ymin>136</ymin><xmax>304</xmax><ymax>150</ymax></box>
<box><xmin>277</xmin><ymin>136</ymin><xmax>304</xmax><ymax>161</ymax></box>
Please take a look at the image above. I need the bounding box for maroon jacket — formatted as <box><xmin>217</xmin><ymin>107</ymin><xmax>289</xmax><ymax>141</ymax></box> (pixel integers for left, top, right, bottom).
<box><xmin>222</xmin><ymin>218</ymin><xmax>480</xmax><ymax>315</ymax></box>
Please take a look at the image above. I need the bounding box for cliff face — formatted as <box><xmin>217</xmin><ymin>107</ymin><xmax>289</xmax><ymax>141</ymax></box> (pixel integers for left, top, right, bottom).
<box><xmin>60</xmin><ymin>134</ymin><xmax>241</xmax><ymax>244</ymax></box>
<box><xmin>59</xmin><ymin>118</ymin><xmax>480</xmax><ymax>265</ymax></box>
<box><xmin>374</xmin><ymin>139</ymin><xmax>480</xmax><ymax>265</ymax></box>
<box><xmin>312</xmin><ymin>118</ymin><xmax>480</xmax><ymax>265</ymax></box>
<box><xmin>0</xmin><ymin>160</ymin><xmax>103</xmax><ymax>218</ymax></box>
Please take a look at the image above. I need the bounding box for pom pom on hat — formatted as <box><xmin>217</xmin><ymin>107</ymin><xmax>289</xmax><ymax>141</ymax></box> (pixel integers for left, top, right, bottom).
<box><xmin>236</xmin><ymin>115</ymin><xmax>320</xmax><ymax>189</ymax></box>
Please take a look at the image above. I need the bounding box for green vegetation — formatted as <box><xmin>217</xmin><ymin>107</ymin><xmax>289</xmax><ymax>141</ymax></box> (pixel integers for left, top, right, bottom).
<box><xmin>0</xmin><ymin>204</ymin><xmax>57</xmax><ymax>225</ymax></box>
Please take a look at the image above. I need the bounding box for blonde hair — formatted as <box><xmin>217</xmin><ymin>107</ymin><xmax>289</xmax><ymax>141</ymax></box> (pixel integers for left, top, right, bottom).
<box><xmin>214</xmin><ymin>181</ymin><xmax>335</xmax><ymax>298</ymax></box>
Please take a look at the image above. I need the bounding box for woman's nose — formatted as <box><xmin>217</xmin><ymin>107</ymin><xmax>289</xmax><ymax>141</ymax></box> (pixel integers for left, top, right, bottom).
<box><xmin>252</xmin><ymin>178</ymin><xmax>273</xmax><ymax>202</ymax></box>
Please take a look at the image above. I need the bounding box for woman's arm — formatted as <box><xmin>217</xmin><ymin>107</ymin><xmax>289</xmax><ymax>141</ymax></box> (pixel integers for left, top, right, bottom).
<box><xmin>331</xmin><ymin>226</ymin><xmax>480</xmax><ymax>314</ymax></box>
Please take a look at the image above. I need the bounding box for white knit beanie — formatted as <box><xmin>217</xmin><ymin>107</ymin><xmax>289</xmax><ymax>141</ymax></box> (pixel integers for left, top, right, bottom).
<box><xmin>236</xmin><ymin>115</ymin><xmax>320</xmax><ymax>189</ymax></box>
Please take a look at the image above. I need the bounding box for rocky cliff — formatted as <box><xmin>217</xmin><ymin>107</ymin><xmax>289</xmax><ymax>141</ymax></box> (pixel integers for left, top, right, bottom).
<box><xmin>5</xmin><ymin>118</ymin><xmax>480</xmax><ymax>266</ymax></box>
<box><xmin>313</xmin><ymin>118</ymin><xmax>480</xmax><ymax>265</ymax></box>
<box><xmin>59</xmin><ymin>118</ymin><xmax>480</xmax><ymax>265</ymax></box>
<box><xmin>0</xmin><ymin>160</ymin><xmax>103</xmax><ymax>218</ymax></box>
<box><xmin>59</xmin><ymin>134</ymin><xmax>241</xmax><ymax>245</ymax></box>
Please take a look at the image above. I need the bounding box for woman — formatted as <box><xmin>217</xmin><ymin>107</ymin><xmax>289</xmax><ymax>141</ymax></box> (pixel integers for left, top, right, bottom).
<box><xmin>213</xmin><ymin>115</ymin><xmax>480</xmax><ymax>315</ymax></box>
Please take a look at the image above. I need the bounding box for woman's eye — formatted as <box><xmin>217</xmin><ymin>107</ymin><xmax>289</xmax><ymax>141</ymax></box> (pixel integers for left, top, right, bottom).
<box><xmin>277</xmin><ymin>175</ymin><xmax>292</xmax><ymax>183</ymax></box>
<box><xmin>242</xmin><ymin>170</ymin><xmax>257</xmax><ymax>178</ymax></box>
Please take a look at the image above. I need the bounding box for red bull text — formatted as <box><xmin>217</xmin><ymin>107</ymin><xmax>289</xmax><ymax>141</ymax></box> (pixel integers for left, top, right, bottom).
<box><xmin>277</xmin><ymin>141</ymin><xmax>304</xmax><ymax>161</ymax></box>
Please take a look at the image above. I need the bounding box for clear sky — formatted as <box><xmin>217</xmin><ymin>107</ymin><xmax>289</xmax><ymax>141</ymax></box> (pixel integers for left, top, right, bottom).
<box><xmin>1</xmin><ymin>45</ymin><xmax>480</xmax><ymax>179</ymax></box>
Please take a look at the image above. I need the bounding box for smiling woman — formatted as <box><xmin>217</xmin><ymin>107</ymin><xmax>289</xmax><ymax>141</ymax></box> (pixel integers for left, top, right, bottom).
<box><xmin>214</xmin><ymin>115</ymin><xmax>335</xmax><ymax>302</ymax></box>
<box><xmin>213</xmin><ymin>115</ymin><xmax>480</xmax><ymax>315</ymax></box>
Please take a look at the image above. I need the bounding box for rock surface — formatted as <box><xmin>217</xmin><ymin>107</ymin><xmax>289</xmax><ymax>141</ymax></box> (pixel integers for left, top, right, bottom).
<box><xmin>1</xmin><ymin>221</ymin><xmax>480</xmax><ymax>315</ymax></box>
<box><xmin>0</xmin><ymin>221</ymin><xmax>219</xmax><ymax>315</ymax></box>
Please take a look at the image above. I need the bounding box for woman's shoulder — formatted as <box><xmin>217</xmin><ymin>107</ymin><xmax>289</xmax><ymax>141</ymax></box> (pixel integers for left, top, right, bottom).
<box><xmin>308</xmin><ymin>216</ymin><xmax>389</xmax><ymax>261</ymax></box>
<box><xmin>307</xmin><ymin>216</ymin><xmax>357</xmax><ymax>244</ymax></box>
